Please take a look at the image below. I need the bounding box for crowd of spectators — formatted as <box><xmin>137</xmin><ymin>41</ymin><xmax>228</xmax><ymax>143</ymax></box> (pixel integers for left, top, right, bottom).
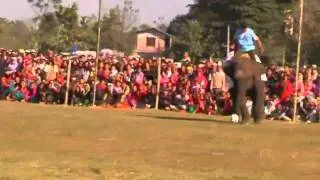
<box><xmin>0</xmin><ymin>49</ymin><xmax>319</xmax><ymax>123</ymax></box>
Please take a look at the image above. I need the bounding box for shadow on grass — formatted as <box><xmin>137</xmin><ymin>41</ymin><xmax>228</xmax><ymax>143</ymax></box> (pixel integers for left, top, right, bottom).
<box><xmin>136</xmin><ymin>115</ymin><xmax>233</xmax><ymax>124</ymax></box>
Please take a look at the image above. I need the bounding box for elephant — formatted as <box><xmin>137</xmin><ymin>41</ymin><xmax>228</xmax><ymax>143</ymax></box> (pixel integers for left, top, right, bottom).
<box><xmin>223</xmin><ymin>53</ymin><xmax>266</xmax><ymax>124</ymax></box>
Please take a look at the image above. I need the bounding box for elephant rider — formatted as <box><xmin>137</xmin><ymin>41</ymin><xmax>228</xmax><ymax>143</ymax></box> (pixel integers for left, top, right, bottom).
<box><xmin>233</xmin><ymin>22</ymin><xmax>264</xmax><ymax>63</ymax></box>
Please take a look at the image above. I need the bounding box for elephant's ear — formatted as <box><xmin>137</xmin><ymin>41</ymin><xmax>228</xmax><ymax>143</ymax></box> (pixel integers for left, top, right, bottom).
<box><xmin>223</xmin><ymin>61</ymin><xmax>235</xmax><ymax>78</ymax></box>
<box><xmin>260</xmin><ymin>55</ymin><xmax>271</xmax><ymax>66</ymax></box>
<box><xmin>254</xmin><ymin>61</ymin><xmax>266</xmax><ymax>75</ymax></box>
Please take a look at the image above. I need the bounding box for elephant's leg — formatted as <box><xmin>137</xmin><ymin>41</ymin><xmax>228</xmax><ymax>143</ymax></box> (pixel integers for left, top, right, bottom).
<box><xmin>252</xmin><ymin>77</ymin><xmax>265</xmax><ymax>123</ymax></box>
<box><xmin>235</xmin><ymin>78</ymin><xmax>251</xmax><ymax>123</ymax></box>
<box><xmin>230</xmin><ymin>85</ymin><xmax>237</xmax><ymax>114</ymax></box>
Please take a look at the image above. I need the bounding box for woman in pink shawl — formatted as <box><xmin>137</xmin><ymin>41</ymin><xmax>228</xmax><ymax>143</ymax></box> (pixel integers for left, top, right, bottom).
<box><xmin>296</xmin><ymin>73</ymin><xmax>305</xmax><ymax>96</ymax></box>
<box><xmin>170</xmin><ymin>65</ymin><xmax>179</xmax><ymax>85</ymax></box>
<box><xmin>195</xmin><ymin>69</ymin><xmax>208</xmax><ymax>90</ymax></box>
<box><xmin>160</xmin><ymin>71</ymin><xmax>169</xmax><ymax>85</ymax></box>
<box><xmin>304</xmin><ymin>80</ymin><xmax>314</xmax><ymax>97</ymax></box>
<box><xmin>134</xmin><ymin>67</ymin><xmax>144</xmax><ymax>85</ymax></box>
<box><xmin>23</xmin><ymin>55</ymin><xmax>32</xmax><ymax>68</ymax></box>
<box><xmin>127</xmin><ymin>84</ymin><xmax>138</xmax><ymax>108</ymax></box>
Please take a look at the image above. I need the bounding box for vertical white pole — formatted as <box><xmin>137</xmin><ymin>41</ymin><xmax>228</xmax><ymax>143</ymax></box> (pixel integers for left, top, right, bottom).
<box><xmin>293</xmin><ymin>0</ymin><xmax>304</xmax><ymax>122</ymax></box>
<box><xmin>155</xmin><ymin>58</ymin><xmax>161</xmax><ymax>110</ymax></box>
<box><xmin>64</xmin><ymin>57</ymin><xmax>72</xmax><ymax>106</ymax></box>
<box><xmin>227</xmin><ymin>24</ymin><xmax>230</xmax><ymax>56</ymax></box>
<box><xmin>282</xmin><ymin>45</ymin><xmax>286</xmax><ymax>67</ymax></box>
<box><xmin>92</xmin><ymin>0</ymin><xmax>103</xmax><ymax>106</ymax></box>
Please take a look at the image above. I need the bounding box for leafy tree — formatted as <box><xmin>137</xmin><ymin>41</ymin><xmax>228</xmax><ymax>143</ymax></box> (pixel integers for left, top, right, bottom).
<box><xmin>168</xmin><ymin>0</ymin><xmax>295</xmax><ymax>61</ymax></box>
<box><xmin>138</xmin><ymin>24</ymin><xmax>151</xmax><ymax>30</ymax></box>
<box><xmin>27</xmin><ymin>0</ymin><xmax>138</xmax><ymax>54</ymax></box>
<box><xmin>34</xmin><ymin>2</ymin><xmax>97</xmax><ymax>52</ymax></box>
<box><xmin>297</xmin><ymin>0</ymin><xmax>320</xmax><ymax>65</ymax></box>
<box><xmin>168</xmin><ymin>17</ymin><xmax>204</xmax><ymax>61</ymax></box>
<box><xmin>98</xmin><ymin>0</ymin><xmax>139</xmax><ymax>55</ymax></box>
<box><xmin>122</xmin><ymin>0</ymin><xmax>140</xmax><ymax>31</ymax></box>
<box><xmin>153</xmin><ymin>17</ymin><xmax>168</xmax><ymax>32</ymax></box>
<box><xmin>28</xmin><ymin>0</ymin><xmax>62</xmax><ymax>15</ymax></box>
<box><xmin>0</xmin><ymin>18</ymin><xmax>35</xmax><ymax>49</ymax></box>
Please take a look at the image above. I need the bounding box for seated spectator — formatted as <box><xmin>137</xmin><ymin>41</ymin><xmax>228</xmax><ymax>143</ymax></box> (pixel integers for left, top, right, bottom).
<box><xmin>145</xmin><ymin>85</ymin><xmax>156</xmax><ymax>108</ymax></box>
<box><xmin>205</xmin><ymin>92</ymin><xmax>217</xmax><ymax>115</ymax></box>
<box><xmin>20</xmin><ymin>81</ymin><xmax>30</xmax><ymax>102</ymax></box>
<box><xmin>159</xmin><ymin>89</ymin><xmax>173</xmax><ymax>110</ymax></box>
<box><xmin>275</xmin><ymin>74</ymin><xmax>294</xmax><ymax>102</ymax></box>
<box><xmin>221</xmin><ymin>91</ymin><xmax>233</xmax><ymax>115</ymax></box>
<box><xmin>312</xmin><ymin>76</ymin><xmax>320</xmax><ymax>97</ymax></box>
<box><xmin>72</xmin><ymin>85</ymin><xmax>83</xmax><ymax>106</ymax></box>
<box><xmin>112</xmin><ymin>81</ymin><xmax>123</xmax><ymax>107</ymax></box>
<box><xmin>304</xmin><ymin>79</ymin><xmax>314</xmax><ymax>97</ymax></box>
<box><xmin>128</xmin><ymin>84</ymin><xmax>138</xmax><ymax>109</ymax></box>
<box><xmin>29</xmin><ymin>82</ymin><xmax>38</xmax><ymax>103</ymax></box>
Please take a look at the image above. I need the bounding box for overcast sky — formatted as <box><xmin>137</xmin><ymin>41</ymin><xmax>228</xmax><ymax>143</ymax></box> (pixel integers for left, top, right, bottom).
<box><xmin>0</xmin><ymin>0</ymin><xmax>193</xmax><ymax>24</ymax></box>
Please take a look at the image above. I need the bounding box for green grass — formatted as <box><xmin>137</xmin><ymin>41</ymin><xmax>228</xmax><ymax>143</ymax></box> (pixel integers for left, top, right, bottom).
<box><xmin>0</xmin><ymin>101</ymin><xmax>320</xmax><ymax>179</ymax></box>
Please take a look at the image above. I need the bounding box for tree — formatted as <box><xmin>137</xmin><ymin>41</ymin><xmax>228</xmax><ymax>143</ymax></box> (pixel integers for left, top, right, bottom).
<box><xmin>280</xmin><ymin>0</ymin><xmax>320</xmax><ymax>65</ymax></box>
<box><xmin>153</xmin><ymin>17</ymin><xmax>168</xmax><ymax>32</ymax></box>
<box><xmin>168</xmin><ymin>0</ymin><xmax>294</xmax><ymax>61</ymax></box>
<box><xmin>168</xmin><ymin>17</ymin><xmax>204</xmax><ymax>61</ymax></box>
<box><xmin>26</xmin><ymin>0</ymin><xmax>139</xmax><ymax>54</ymax></box>
<box><xmin>35</xmin><ymin>2</ymin><xmax>96</xmax><ymax>52</ymax></box>
<box><xmin>121</xmin><ymin>0</ymin><xmax>140</xmax><ymax>32</ymax></box>
<box><xmin>138</xmin><ymin>24</ymin><xmax>151</xmax><ymax>30</ymax></box>
<box><xmin>0</xmin><ymin>18</ymin><xmax>34</xmax><ymax>49</ymax></box>
<box><xmin>28</xmin><ymin>0</ymin><xmax>62</xmax><ymax>16</ymax></box>
<box><xmin>99</xmin><ymin>0</ymin><xmax>139</xmax><ymax>55</ymax></box>
<box><xmin>297</xmin><ymin>0</ymin><xmax>320</xmax><ymax>65</ymax></box>
<box><xmin>184</xmin><ymin>20</ymin><xmax>204</xmax><ymax>61</ymax></box>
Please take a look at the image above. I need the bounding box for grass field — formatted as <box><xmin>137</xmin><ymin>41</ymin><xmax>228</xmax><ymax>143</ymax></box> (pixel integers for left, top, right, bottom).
<box><xmin>0</xmin><ymin>102</ymin><xmax>320</xmax><ymax>180</ymax></box>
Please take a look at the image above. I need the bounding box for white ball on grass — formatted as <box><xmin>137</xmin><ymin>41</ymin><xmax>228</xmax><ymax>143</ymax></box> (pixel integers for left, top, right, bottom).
<box><xmin>231</xmin><ymin>114</ymin><xmax>240</xmax><ymax>123</ymax></box>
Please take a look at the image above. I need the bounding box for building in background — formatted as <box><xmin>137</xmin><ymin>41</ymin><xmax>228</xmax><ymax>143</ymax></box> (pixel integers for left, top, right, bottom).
<box><xmin>135</xmin><ymin>28</ymin><xmax>172</xmax><ymax>58</ymax></box>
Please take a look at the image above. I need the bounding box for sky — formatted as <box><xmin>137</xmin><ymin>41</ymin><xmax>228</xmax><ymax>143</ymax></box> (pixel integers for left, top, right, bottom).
<box><xmin>0</xmin><ymin>0</ymin><xmax>193</xmax><ymax>24</ymax></box>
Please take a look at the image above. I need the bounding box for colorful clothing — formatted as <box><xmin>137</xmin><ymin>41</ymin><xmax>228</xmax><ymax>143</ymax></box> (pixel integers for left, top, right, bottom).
<box><xmin>234</xmin><ymin>28</ymin><xmax>258</xmax><ymax>52</ymax></box>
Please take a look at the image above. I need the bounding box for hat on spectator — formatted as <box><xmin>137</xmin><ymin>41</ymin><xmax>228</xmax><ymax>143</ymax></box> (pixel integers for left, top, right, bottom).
<box><xmin>198</xmin><ymin>63</ymin><xmax>205</xmax><ymax>68</ymax></box>
<box><xmin>19</xmin><ymin>49</ymin><xmax>25</xmax><ymax>54</ymax></box>
<box><xmin>174</xmin><ymin>62</ymin><xmax>182</xmax><ymax>68</ymax></box>
<box><xmin>187</xmin><ymin>66</ymin><xmax>193</xmax><ymax>72</ymax></box>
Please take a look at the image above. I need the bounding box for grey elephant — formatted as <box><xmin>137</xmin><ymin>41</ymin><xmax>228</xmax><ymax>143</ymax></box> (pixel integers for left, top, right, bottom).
<box><xmin>223</xmin><ymin>54</ymin><xmax>266</xmax><ymax>124</ymax></box>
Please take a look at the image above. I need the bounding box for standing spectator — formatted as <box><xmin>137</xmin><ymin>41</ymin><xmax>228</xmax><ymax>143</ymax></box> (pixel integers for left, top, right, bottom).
<box><xmin>133</xmin><ymin>66</ymin><xmax>144</xmax><ymax>85</ymax></box>
<box><xmin>44</xmin><ymin>61</ymin><xmax>56</xmax><ymax>81</ymax></box>
<box><xmin>304</xmin><ymin>79</ymin><xmax>314</xmax><ymax>97</ymax></box>
<box><xmin>112</xmin><ymin>81</ymin><xmax>123</xmax><ymax>107</ymax></box>
<box><xmin>296</xmin><ymin>73</ymin><xmax>305</xmax><ymax>96</ymax></box>
<box><xmin>210</xmin><ymin>61</ymin><xmax>226</xmax><ymax>94</ymax></box>
<box><xmin>0</xmin><ymin>53</ymin><xmax>7</xmax><ymax>99</ymax></box>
